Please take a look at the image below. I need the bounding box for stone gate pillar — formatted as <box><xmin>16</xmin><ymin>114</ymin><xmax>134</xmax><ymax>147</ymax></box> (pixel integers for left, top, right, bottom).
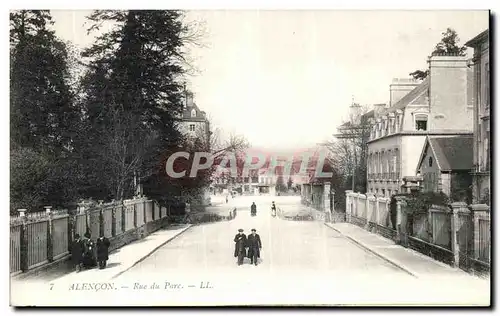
<box><xmin>323</xmin><ymin>182</ymin><xmax>331</xmax><ymax>212</ymax></box>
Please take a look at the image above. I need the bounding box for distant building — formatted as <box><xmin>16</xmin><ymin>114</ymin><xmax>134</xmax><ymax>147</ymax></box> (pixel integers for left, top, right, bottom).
<box><xmin>465</xmin><ymin>30</ymin><xmax>490</xmax><ymax>204</ymax></box>
<box><xmin>177</xmin><ymin>90</ymin><xmax>211</xmax><ymax>204</ymax></box>
<box><xmin>178</xmin><ymin>91</ymin><xmax>210</xmax><ymax>143</ymax></box>
<box><xmin>416</xmin><ymin>135</ymin><xmax>473</xmax><ymax>202</ymax></box>
<box><xmin>367</xmin><ymin>53</ymin><xmax>474</xmax><ymax>198</ymax></box>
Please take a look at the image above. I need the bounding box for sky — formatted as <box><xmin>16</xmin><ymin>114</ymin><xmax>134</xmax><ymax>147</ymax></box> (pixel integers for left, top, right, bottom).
<box><xmin>50</xmin><ymin>10</ymin><xmax>488</xmax><ymax>152</ymax></box>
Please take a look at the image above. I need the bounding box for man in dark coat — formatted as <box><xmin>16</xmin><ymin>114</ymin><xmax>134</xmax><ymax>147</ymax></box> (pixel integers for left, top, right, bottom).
<box><xmin>271</xmin><ymin>201</ymin><xmax>277</xmax><ymax>217</ymax></box>
<box><xmin>247</xmin><ymin>228</ymin><xmax>262</xmax><ymax>266</ymax></box>
<box><xmin>251</xmin><ymin>202</ymin><xmax>257</xmax><ymax>216</ymax></box>
<box><xmin>82</xmin><ymin>232</ymin><xmax>97</xmax><ymax>268</ymax></box>
<box><xmin>69</xmin><ymin>234</ymin><xmax>84</xmax><ymax>272</ymax></box>
<box><xmin>96</xmin><ymin>235</ymin><xmax>111</xmax><ymax>269</ymax></box>
<box><xmin>234</xmin><ymin>229</ymin><xmax>247</xmax><ymax>266</ymax></box>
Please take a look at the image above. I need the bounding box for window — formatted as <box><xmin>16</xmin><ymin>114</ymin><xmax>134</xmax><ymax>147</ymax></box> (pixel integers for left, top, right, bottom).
<box><xmin>415</xmin><ymin>114</ymin><xmax>428</xmax><ymax>131</ymax></box>
<box><xmin>485</xmin><ymin>62</ymin><xmax>490</xmax><ymax>110</ymax></box>
<box><xmin>395</xmin><ymin>149</ymin><xmax>400</xmax><ymax>178</ymax></box>
<box><xmin>392</xmin><ymin>152</ymin><xmax>397</xmax><ymax>179</ymax></box>
<box><xmin>189</xmin><ymin>124</ymin><xmax>195</xmax><ymax>131</ymax></box>
<box><xmin>428</xmin><ymin>156</ymin><xmax>433</xmax><ymax>167</ymax></box>
<box><xmin>481</xmin><ymin>120</ymin><xmax>490</xmax><ymax>171</ymax></box>
<box><xmin>191</xmin><ymin>109</ymin><xmax>196</xmax><ymax>117</ymax></box>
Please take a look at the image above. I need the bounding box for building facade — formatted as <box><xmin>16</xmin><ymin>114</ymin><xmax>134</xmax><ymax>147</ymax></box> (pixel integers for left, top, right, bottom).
<box><xmin>177</xmin><ymin>90</ymin><xmax>211</xmax><ymax>204</ymax></box>
<box><xmin>416</xmin><ymin>135</ymin><xmax>473</xmax><ymax>202</ymax></box>
<box><xmin>466</xmin><ymin>30</ymin><xmax>490</xmax><ymax>204</ymax></box>
<box><xmin>367</xmin><ymin>54</ymin><xmax>474</xmax><ymax>198</ymax></box>
<box><xmin>178</xmin><ymin>91</ymin><xmax>210</xmax><ymax>142</ymax></box>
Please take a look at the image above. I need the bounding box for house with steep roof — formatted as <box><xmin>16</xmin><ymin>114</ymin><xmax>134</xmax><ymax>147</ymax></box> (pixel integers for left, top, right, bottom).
<box><xmin>366</xmin><ymin>53</ymin><xmax>474</xmax><ymax>198</ymax></box>
<box><xmin>416</xmin><ymin>135</ymin><xmax>473</xmax><ymax>202</ymax></box>
<box><xmin>178</xmin><ymin>91</ymin><xmax>210</xmax><ymax>142</ymax></box>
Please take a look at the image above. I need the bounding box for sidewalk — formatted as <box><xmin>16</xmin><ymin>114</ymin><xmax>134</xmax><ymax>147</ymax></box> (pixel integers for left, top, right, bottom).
<box><xmin>325</xmin><ymin>222</ymin><xmax>485</xmax><ymax>281</ymax></box>
<box><xmin>20</xmin><ymin>224</ymin><xmax>192</xmax><ymax>284</ymax></box>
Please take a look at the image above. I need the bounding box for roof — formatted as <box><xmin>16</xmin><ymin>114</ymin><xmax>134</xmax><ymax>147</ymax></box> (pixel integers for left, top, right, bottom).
<box><xmin>465</xmin><ymin>30</ymin><xmax>489</xmax><ymax>48</ymax></box>
<box><xmin>182</xmin><ymin>102</ymin><xmax>207</xmax><ymax>122</ymax></box>
<box><xmin>384</xmin><ymin>78</ymin><xmax>429</xmax><ymax>113</ymax></box>
<box><xmin>361</xmin><ymin>109</ymin><xmax>375</xmax><ymax>120</ymax></box>
<box><xmin>417</xmin><ymin>135</ymin><xmax>473</xmax><ymax>172</ymax></box>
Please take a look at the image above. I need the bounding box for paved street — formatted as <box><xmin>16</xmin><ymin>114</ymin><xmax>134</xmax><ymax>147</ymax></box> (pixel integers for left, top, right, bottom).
<box><xmin>123</xmin><ymin>195</ymin><xmax>407</xmax><ymax>276</ymax></box>
<box><xmin>110</xmin><ymin>195</ymin><xmax>489</xmax><ymax>306</ymax></box>
<box><xmin>9</xmin><ymin>195</ymin><xmax>489</xmax><ymax>306</ymax></box>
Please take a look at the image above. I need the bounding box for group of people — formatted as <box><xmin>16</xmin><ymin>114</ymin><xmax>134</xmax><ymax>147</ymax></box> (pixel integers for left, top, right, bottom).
<box><xmin>250</xmin><ymin>201</ymin><xmax>276</xmax><ymax>216</ymax></box>
<box><xmin>234</xmin><ymin>228</ymin><xmax>262</xmax><ymax>266</ymax></box>
<box><xmin>69</xmin><ymin>232</ymin><xmax>111</xmax><ymax>273</ymax></box>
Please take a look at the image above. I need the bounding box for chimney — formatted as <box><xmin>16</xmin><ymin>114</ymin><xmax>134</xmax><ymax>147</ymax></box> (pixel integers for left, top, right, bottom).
<box><xmin>428</xmin><ymin>53</ymin><xmax>472</xmax><ymax>131</ymax></box>
<box><xmin>389</xmin><ymin>78</ymin><xmax>420</xmax><ymax>107</ymax></box>
<box><xmin>186</xmin><ymin>91</ymin><xmax>194</xmax><ymax>107</ymax></box>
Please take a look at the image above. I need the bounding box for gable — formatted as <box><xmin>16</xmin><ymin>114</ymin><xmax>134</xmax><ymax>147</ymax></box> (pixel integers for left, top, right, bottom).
<box><xmin>416</xmin><ymin>138</ymin><xmax>433</xmax><ymax>172</ymax></box>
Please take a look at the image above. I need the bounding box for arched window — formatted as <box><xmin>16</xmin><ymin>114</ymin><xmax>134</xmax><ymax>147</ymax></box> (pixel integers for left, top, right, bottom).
<box><xmin>191</xmin><ymin>109</ymin><xmax>196</xmax><ymax>117</ymax></box>
<box><xmin>428</xmin><ymin>156</ymin><xmax>433</xmax><ymax>167</ymax></box>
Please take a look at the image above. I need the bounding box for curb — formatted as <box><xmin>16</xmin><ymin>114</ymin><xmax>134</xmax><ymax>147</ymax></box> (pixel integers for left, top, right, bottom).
<box><xmin>111</xmin><ymin>224</ymin><xmax>193</xmax><ymax>279</ymax></box>
<box><xmin>324</xmin><ymin>223</ymin><xmax>418</xmax><ymax>278</ymax></box>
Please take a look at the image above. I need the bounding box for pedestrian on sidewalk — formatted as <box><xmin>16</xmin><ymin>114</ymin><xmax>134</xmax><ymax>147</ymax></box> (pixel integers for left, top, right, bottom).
<box><xmin>247</xmin><ymin>229</ymin><xmax>262</xmax><ymax>266</ymax></box>
<box><xmin>234</xmin><ymin>229</ymin><xmax>247</xmax><ymax>266</ymax></box>
<box><xmin>68</xmin><ymin>234</ymin><xmax>84</xmax><ymax>272</ymax></box>
<box><xmin>82</xmin><ymin>231</ymin><xmax>97</xmax><ymax>269</ymax></box>
<box><xmin>96</xmin><ymin>235</ymin><xmax>111</xmax><ymax>269</ymax></box>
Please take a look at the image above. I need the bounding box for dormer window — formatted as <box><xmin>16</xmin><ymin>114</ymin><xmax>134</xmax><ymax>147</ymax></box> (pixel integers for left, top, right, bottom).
<box><xmin>415</xmin><ymin>114</ymin><xmax>428</xmax><ymax>131</ymax></box>
<box><xmin>428</xmin><ymin>156</ymin><xmax>433</xmax><ymax>167</ymax></box>
<box><xmin>191</xmin><ymin>109</ymin><xmax>196</xmax><ymax>117</ymax></box>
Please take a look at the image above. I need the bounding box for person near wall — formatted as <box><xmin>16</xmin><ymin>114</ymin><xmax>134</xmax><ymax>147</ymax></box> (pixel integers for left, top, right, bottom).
<box><xmin>96</xmin><ymin>235</ymin><xmax>111</xmax><ymax>269</ymax></box>
<box><xmin>68</xmin><ymin>234</ymin><xmax>84</xmax><ymax>272</ymax></box>
<box><xmin>271</xmin><ymin>201</ymin><xmax>276</xmax><ymax>217</ymax></box>
<box><xmin>82</xmin><ymin>231</ymin><xmax>97</xmax><ymax>269</ymax></box>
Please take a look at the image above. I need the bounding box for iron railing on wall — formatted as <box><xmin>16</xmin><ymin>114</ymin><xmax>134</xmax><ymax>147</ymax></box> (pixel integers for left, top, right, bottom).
<box><xmin>9</xmin><ymin>198</ymin><xmax>170</xmax><ymax>275</ymax></box>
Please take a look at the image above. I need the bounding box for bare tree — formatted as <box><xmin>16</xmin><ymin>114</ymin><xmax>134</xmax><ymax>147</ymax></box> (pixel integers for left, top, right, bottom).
<box><xmin>328</xmin><ymin>104</ymin><xmax>372</xmax><ymax>193</ymax></box>
<box><xmin>193</xmin><ymin>116</ymin><xmax>249</xmax><ymax>160</ymax></box>
<box><xmin>175</xmin><ymin>117</ymin><xmax>249</xmax><ymax>203</ymax></box>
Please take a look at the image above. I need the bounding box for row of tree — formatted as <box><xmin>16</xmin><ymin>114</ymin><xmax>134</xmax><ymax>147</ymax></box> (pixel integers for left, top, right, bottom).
<box><xmin>10</xmin><ymin>10</ymin><xmax>246</xmax><ymax>213</ymax></box>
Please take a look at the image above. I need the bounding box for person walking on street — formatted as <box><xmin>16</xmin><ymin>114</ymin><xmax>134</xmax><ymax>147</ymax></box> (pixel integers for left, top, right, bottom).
<box><xmin>96</xmin><ymin>235</ymin><xmax>111</xmax><ymax>269</ymax></box>
<box><xmin>247</xmin><ymin>229</ymin><xmax>262</xmax><ymax>266</ymax></box>
<box><xmin>234</xmin><ymin>229</ymin><xmax>247</xmax><ymax>266</ymax></box>
<box><xmin>69</xmin><ymin>234</ymin><xmax>84</xmax><ymax>272</ymax></box>
<box><xmin>251</xmin><ymin>202</ymin><xmax>257</xmax><ymax>216</ymax></box>
<box><xmin>271</xmin><ymin>201</ymin><xmax>277</xmax><ymax>217</ymax></box>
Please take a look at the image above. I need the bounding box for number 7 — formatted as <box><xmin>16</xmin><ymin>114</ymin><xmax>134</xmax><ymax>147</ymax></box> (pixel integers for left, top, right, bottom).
<box><xmin>50</xmin><ymin>283</ymin><xmax>54</xmax><ymax>290</ymax></box>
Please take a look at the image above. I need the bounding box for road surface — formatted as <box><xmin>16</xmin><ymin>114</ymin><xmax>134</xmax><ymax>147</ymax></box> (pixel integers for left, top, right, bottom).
<box><xmin>122</xmin><ymin>195</ymin><xmax>407</xmax><ymax>276</ymax></box>
<box><xmin>11</xmin><ymin>195</ymin><xmax>489</xmax><ymax>306</ymax></box>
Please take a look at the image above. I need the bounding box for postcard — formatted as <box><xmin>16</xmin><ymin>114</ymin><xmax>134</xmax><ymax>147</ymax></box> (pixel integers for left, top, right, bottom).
<box><xmin>9</xmin><ymin>9</ymin><xmax>490</xmax><ymax>307</ymax></box>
